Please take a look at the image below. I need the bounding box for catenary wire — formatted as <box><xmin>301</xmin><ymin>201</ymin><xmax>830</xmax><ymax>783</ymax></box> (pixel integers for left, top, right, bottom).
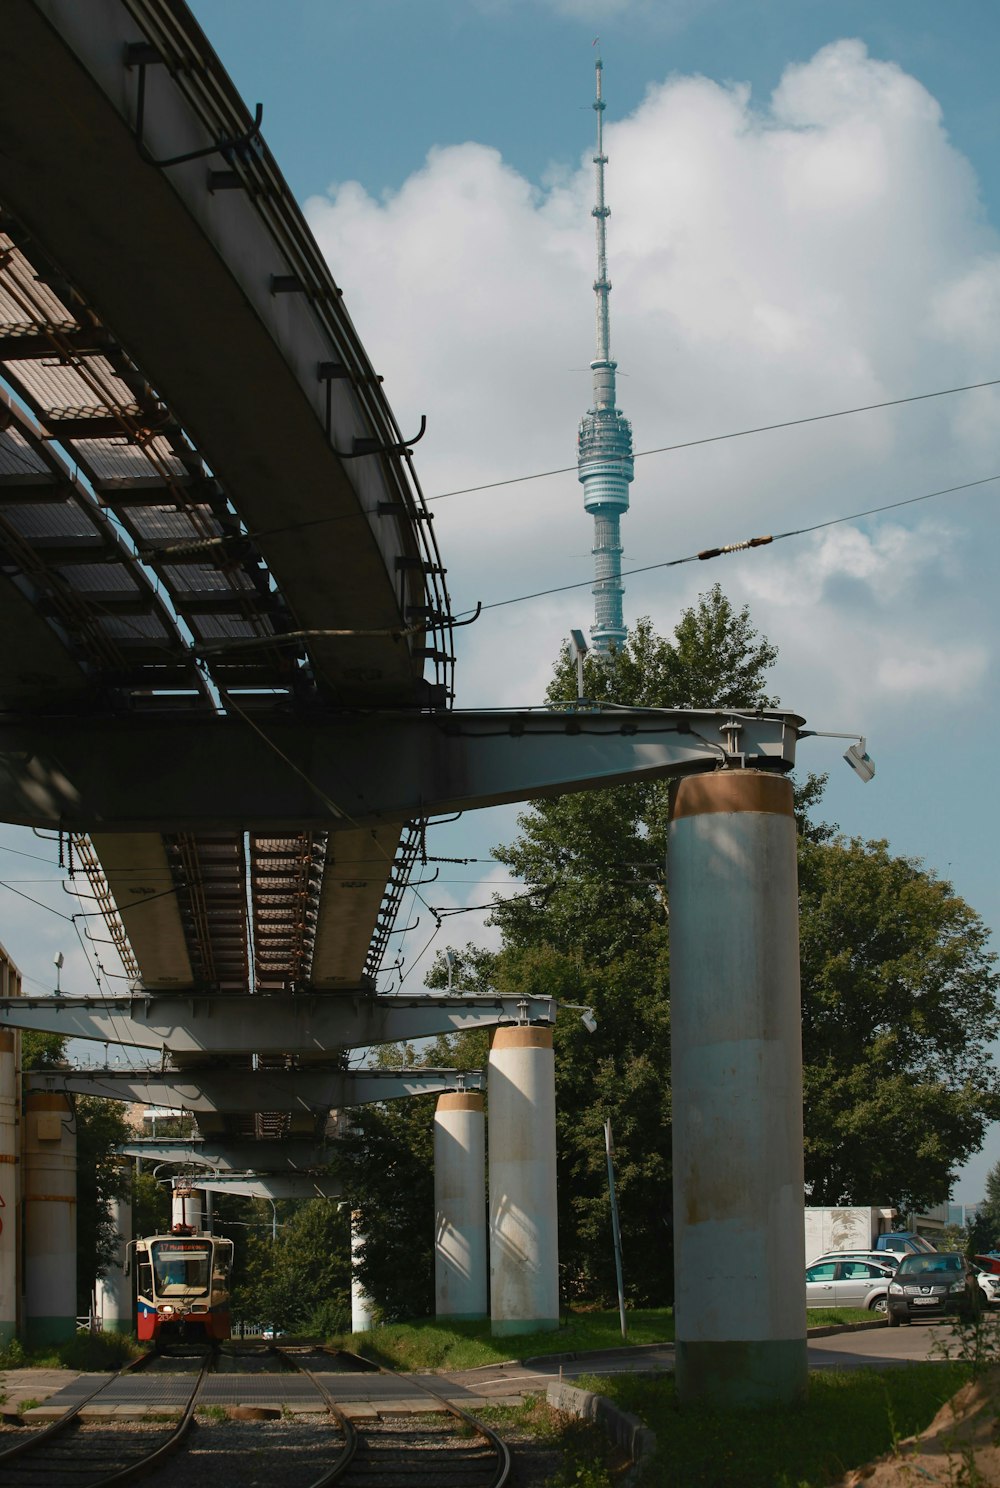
<box><xmin>427</xmin><ymin>376</ymin><xmax>1000</xmax><ymax>502</ymax></box>
<box><xmin>458</xmin><ymin>471</ymin><xmax>1000</xmax><ymax>617</ymax></box>
<box><xmin>148</xmin><ymin>375</ymin><xmax>1000</xmax><ymax>556</ymax></box>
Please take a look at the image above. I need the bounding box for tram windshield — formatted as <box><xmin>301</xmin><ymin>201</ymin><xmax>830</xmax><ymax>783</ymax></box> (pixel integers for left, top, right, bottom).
<box><xmin>150</xmin><ymin>1240</ymin><xmax>212</xmax><ymax>1297</ymax></box>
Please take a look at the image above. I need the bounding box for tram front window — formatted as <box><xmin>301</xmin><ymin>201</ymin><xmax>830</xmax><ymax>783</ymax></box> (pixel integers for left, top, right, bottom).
<box><xmin>151</xmin><ymin>1242</ymin><xmax>211</xmax><ymax>1297</ymax></box>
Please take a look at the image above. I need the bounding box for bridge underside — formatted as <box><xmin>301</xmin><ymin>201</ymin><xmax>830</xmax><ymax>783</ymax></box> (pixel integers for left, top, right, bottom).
<box><xmin>0</xmin><ymin>0</ymin><xmax>805</xmax><ymax>1186</ymax></box>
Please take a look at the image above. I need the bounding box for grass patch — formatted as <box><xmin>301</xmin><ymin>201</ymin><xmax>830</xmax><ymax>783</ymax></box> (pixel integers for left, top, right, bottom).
<box><xmin>325</xmin><ymin>1307</ymin><xmax>877</xmax><ymax>1373</ymax></box>
<box><xmin>55</xmin><ymin>1332</ymin><xmax>140</xmax><ymax>1371</ymax></box>
<box><xmin>327</xmin><ymin>1308</ymin><xmax>674</xmax><ymax>1371</ymax></box>
<box><xmin>805</xmin><ymin>1308</ymin><xmax>880</xmax><ymax>1327</ymax></box>
<box><xmin>575</xmin><ymin>1362</ymin><xmax>969</xmax><ymax>1486</ymax></box>
<box><xmin>476</xmin><ymin>1397</ymin><xmax>622</xmax><ymax>1488</ymax></box>
<box><xmin>326</xmin><ymin>1308</ymin><xmax>875</xmax><ymax>1373</ymax></box>
<box><xmin>0</xmin><ymin>1332</ymin><xmax>143</xmax><ymax>1373</ymax></box>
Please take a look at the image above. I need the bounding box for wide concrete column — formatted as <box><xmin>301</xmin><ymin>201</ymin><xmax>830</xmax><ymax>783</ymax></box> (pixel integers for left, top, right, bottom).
<box><xmin>23</xmin><ymin>1090</ymin><xmax>77</xmax><ymax>1347</ymax></box>
<box><xmin>0</xmin><ymin>1030</ymin><xmax>17</xmax><ymax>1346</ymax></box>
<box><xmin>350</xmin><ymin>1210</ymin><xmax>374</xmax><ymax>1332</ymax></box>
<box><xmin>434</xmin><ymin>1092</ymin><xmax>487</xmax><ymax>1320</ymax></box>
<box><xmin>96</xmin><ymin>1185</ymin><xmax>133</xmax><ymax>1333</ymax></box>
<box><xmin>668</xmin><ymin>771</ymin><xmax>807</xmax><ymax>1408</ymax></box>
<box><xmin>488</xmin><ymin>1025</ymin><xmax>558</xmax><ymax>1336</ymax></box>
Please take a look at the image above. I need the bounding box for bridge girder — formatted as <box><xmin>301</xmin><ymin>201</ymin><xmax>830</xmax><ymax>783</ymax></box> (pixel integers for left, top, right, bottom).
<box><xmin>27</xmin><ymin>1066</ymin><xmax>485</xmax><ymax>1115</ymax></box>
<box><xmin>118</xmin><ymin>1139</ymin><xmax>336</xmax><ymax>1173</ymax></box>
<box><xmin>0</xmin><ymin>709</ymin><xmax>801</xmax><ymax>832</ymax></box>
<box><xmin>0</xmin><ymin>993</ymin><xmax>555</xmax><ymax>1053</ymax></box>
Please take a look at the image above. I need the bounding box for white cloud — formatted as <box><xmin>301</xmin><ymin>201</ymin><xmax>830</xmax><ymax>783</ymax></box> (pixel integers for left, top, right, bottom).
<box><xmin>874</xmin><ymin>643</ymin><xmax>989</xmax><ymax>697</ymax></box>
<box><xmin>305</xmin><ymin>36</ymin><xmax>999</xmax><ymax>767</ymax></box>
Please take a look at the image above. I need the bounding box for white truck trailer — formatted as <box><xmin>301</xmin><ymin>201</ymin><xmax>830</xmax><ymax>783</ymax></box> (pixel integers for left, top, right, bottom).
<box><xmin>805</xmin><ymin>1206</ymin><xmax>896</xmax><ymax>1262</ymax></box>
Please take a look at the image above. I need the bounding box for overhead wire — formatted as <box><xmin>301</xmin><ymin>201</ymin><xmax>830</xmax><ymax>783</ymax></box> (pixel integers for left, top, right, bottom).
<box><xmin>459</xmin><ymin>471</ymin><xmax>1000</xmax><ymax>617</ymax></box>
<box><xmin>145</xmin><ymin>374</ymin><xmax>1000</xmax><ymax>555</ymax></box>
<box><xmin>427</xmin><ymin>376</ymin><xmax>1000</xmax><ymax>502</ymax></box>
<box><xmin>10</xmin><ymin>374</ymin><xmax>998</xmax><ymax>1002</ymax></box>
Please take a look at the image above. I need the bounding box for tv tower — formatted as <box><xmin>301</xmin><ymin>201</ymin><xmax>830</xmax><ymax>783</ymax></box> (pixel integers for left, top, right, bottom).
<box><xmin>577</xmin><ymin>51</ymin><xmax>634</xmax><ymax>654</ymax></box>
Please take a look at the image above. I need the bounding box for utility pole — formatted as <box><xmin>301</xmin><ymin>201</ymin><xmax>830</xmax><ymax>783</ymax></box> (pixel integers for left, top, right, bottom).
<box><xmin>605</xmin><ymin>1118</ymin><xmax>626</xmax><ymax>1339</ymax></box>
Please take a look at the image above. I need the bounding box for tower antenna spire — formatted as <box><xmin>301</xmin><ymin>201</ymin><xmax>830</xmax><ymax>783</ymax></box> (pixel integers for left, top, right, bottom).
<box><xmin>577</xmin><ymin>51</ymin><xmax>633</xmax><ymax>654</ymax></box>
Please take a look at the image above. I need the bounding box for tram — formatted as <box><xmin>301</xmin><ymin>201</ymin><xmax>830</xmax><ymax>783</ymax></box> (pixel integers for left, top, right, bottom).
<box><xmin>129</xmin><ymin>1184</ymin><xmax>234</xmax><ymax>1345</ymax></box>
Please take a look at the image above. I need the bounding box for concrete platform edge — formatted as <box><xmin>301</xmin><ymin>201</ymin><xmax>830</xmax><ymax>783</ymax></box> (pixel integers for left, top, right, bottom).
<box><xmin>547</xmin><ymin>1379</ymin><xmax>656</xmax><ymax>1481</ymax></box>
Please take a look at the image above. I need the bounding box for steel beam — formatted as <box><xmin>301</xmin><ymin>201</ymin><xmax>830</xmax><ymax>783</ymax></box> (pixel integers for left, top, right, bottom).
<box><xmin>120</xmin><ymin>1139</ymin><xmax>335</xmax><ymax>1172</ymax></box>
<box><xmin>27</xmin><ymin>1066</ymin><xmax>485</xmax><ymax>1114</ymax></box>
<box><xmin>175</xmin><ymin>1173</ymin><xmax>342</xmax><ymax>1200</ymax></box>
<box><xmin>0</xmin><ymin>994</ymin><xmax>554</xmax><ymax>1052</ymax></box>
<box><xmin>0</xmin><ymin>710</ymin><xmax>801</xmax><ymax>831</ymax></box>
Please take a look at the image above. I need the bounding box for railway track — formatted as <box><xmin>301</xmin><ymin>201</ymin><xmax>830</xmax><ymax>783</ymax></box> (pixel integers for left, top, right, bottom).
<box><xmin>0</xmin><ymin>1351</ymin><xmax>208</xmax><ymax>1487</ymax></box>
<box><xmin>279</xmin><ymin>1346</ymin><xmax>511</xmax><ymax>1488</ymax></box>
<box><xmin>0</xmin><ymin>1344</ymin><xmax>510</xmax><ymax>1487</ymax></box>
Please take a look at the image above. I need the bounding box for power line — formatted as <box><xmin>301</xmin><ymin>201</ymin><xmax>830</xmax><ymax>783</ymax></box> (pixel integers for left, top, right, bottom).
<box><xmin>459</xmin><ymin>471</ymin><xmax>1000</xmax><ymax>618</ymax></box>
<box><xmin>150</xmin><ymin>375</ymin><xmax>1000</xmax><ymax>557</ymax></box>
<box><xmin>428</xmin><ymin>376</ymin><xmax>1000</xmax><ymax>502</ymax></box>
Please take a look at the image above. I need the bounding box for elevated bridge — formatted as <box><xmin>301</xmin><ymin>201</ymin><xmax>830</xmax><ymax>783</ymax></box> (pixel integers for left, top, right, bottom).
<box><xmin>0</xmin><ymin>1</ymin><xmax>804</xmax><ymax>1197</ymax></box>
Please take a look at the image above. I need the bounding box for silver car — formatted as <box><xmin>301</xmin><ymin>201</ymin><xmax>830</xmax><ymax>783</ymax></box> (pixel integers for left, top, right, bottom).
<box><xmin>805</xmin><ymin>1257</ymin><xmax>894</xmax><ymax>1313</ymax></box>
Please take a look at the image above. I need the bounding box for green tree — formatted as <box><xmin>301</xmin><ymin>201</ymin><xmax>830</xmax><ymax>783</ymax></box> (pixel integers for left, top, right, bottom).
<box><xmin>133</xmin><ymin>1166</ymin><xmax>170</xmax><ymax>1240</ymax></box>
<box><xmin>970</xmin><ymin>1162</ymin><xmax>1000</xmax><ymax>1253</ymax></box>
<box><xmin>481</xmin><ymin>590</ymin><xmax>781</xmax><ymax>1305</ymax></box>
<box><xmin>233</xmin><ymin>1198</ymin><xmax>350</xmax><ymax>1335</ymax></box>
<box><xmin>345</xmin><ymin>588</ymin><xmax>1000</xmax><ymax>1314</ymax></box>
<box><xmin>74</xmin><ymin>1097</ymin><xmax>132</xmax><ymax>1314</ymax></box>
<box><xmin>338</xmin><ymin>1067</ymin><xmax>437</xmax><ymax>1323</ymax></box>
<box><xmin>20</xmin><ymin>1029</ymin><xmax>66</xmax><ymax>1068</ymax></box>
<box><xmin>799</xmin><ymin>836</ymin><xmax>1000</xmax><ymax>1213</ymax></box>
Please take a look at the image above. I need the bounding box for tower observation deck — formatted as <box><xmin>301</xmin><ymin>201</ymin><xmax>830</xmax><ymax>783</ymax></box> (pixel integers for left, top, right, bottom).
<box><xmin>578</xmin><ymin>54</ymin><xmax>633</xmax><ymax>654</ymax></box>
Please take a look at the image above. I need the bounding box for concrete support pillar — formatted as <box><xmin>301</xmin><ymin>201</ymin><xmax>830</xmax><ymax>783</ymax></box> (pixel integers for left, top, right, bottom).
<box><xmin>350</xmin><ymin>1210</ymin><xmax>374</xmax><ymax>1332</ymax></box>
<box><xmin>0</xmin><ymin>1030</ymin><xmax>17</xmax><ymax>1346</ymax></box>
<box><xmin>96</xmin><ymin>1186</ymin><xmax>133</xmax><ymax>1333</ymax></box>
<box><xmin>23</xmin><ymin>1090</ymin><xmax>77</xmax><ymax>1348</ymax></box>
<box><xmin>171</xmin><ymin>1182</ymin><xmax>202</xmax><ymax>1233</ymax></box>
<box><xmin>488</xmin><ymin>1025</ymin><xmax>558</xmax><ymax>1336</ymax></box>
<box><xmin>668</xmin><ymin>771</ymin><xmax>807</xmax><ymax>1408</ymax></box>
<box><xmin>434</xmin><ymin>1092</ymin><xmax>487</xmax><ymax>1320</ymax></box>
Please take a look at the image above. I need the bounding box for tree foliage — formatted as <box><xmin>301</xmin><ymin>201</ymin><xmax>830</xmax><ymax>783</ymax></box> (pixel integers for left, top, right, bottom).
<box><xmin>970</xmin><ymin>1162</ymin><xmax>1000</xmax><ymax>1253</ymax></box>
<box><xmin>337</xmin><ymin>1047</ymin><xmax>437</xmax><ymax>1322</ymax></box>
<box><xmin>21</xmin><ymin>1029</ymin><xmax>66</xmax><ymax>1069</ymax></box>
<box><xmin>74</xmin><ymin>1097</ymin><xmax>132</xmax><ymax>1313</ymax></box>
<box><xmin>800</xmin><ymin>836</ymin><xmax>1000</xmax><ymax>1213</ymax></box>
<box><xmin>344</xmin><ymin>587</ymin><xmax>1000</xmax><ymax>1314</ymax></box>
<box><xmin>233</xmin><ymin>1198</ymin><xmax>350</xmax><ymax>1335</ymax></box>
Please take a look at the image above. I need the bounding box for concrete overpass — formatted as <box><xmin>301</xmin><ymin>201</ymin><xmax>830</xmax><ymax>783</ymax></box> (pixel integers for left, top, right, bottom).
<box><xmin>0</xmin><ymin>4</ymin><xmax>816</xmax><ymax>1398</ymax></box>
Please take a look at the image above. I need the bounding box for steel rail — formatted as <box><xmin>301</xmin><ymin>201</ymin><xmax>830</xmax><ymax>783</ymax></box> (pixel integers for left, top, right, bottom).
<box><xmin>0</xmin><ymin>1350</ymin><xmax>212</xmax><ymax>1487</ymax></box>
<box><xmin>272</xmin><ymin>1347</ymin><xmax>359</xmax><ymax>1485</ymax></box>
<box><xmin>304</xmin><ymin>1347</ymin><xmax>511</xmax><ymax>1487</ymax></box>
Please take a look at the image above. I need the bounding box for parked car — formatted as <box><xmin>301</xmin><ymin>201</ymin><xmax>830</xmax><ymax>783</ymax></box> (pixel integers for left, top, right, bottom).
<box><xmin>808</xmin><ymin>1249</ymin><xmax>900</xmax><ymax>1273</ymax></box>
<box><xmin>974</xmin><ymin>1267</ymin><xmax>1000</xmax><ymax>1306</ymax></box>
<box><xmin>974</xmin><ymin>1252</ymin><xmax>1000</xmax><ymax>1276</ymax></box>
<box><xmin>805</xmin><ymin>1257</ymin><xmax>894</xmax><ymax>1313</ymax></box>
<box><xmin>886</xmin><ymin>1252</ymin><xmax>982</xmax><ymax>1326</ymax></box>
<box><xmin>872</xmin><ymin>1232</ymin><xmax>936</xmax><ymax>1257</ymax></box>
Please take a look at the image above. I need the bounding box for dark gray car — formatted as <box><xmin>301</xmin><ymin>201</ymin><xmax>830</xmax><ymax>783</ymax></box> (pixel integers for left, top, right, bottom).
<box><xmin>886</xmin><ymin>1251</ymin><xmax>981</xmax><ymax>1326</ymax></box>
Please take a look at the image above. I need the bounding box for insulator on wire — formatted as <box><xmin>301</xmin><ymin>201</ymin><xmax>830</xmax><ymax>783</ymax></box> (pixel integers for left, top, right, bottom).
<box><xmin>697</xmin><ymin>535</ymin><xmax>773</xmax><ymax>561</ymax></box>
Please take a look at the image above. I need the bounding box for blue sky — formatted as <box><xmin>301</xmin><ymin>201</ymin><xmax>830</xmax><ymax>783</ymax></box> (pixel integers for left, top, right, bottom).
<box><xmin>5</xmin><ymin>0</ymin><xmax>1000</xmax><ymax>1206</ymax></box>
<box><xmin>196</xmin><ymin>0</ymin><xmax>1000</xmax><ymax>1204</ymax></box>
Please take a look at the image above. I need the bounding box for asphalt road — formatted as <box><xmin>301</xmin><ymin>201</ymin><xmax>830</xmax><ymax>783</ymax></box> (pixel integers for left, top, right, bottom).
<box><xmin>451</xmin><ymin>1320</ymin><xmax>966</xmax><ymax>1402</ymax></box>
<box><xmin>1</xmin><ymin>1321</ymin><xmax>969</xmax><ymax>1422</ymax></box>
